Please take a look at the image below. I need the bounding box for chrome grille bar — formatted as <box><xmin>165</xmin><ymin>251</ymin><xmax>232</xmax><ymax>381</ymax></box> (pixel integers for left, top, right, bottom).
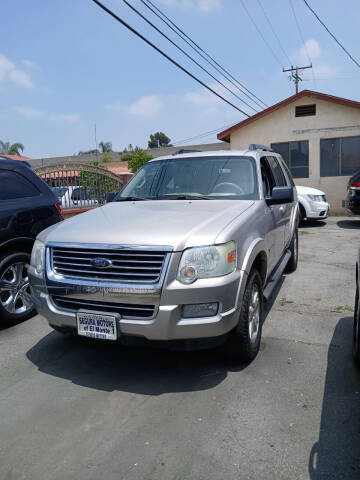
<box><xmin>50</xmin><ymin>245</ymin><xmax>169</xmax><ymax>283</ymax></box>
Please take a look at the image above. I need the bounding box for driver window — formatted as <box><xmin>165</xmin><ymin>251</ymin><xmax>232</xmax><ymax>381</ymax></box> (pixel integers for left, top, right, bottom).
<box><xmin>260</xmin><ymin>158</ymin><xmax>274</xmax><ymax>197</ymax></box>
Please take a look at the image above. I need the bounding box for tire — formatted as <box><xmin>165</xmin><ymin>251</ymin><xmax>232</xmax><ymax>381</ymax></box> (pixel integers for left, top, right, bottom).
<box><xmin>285</xmin><ymin>228</ymin><xmax>298</xmax><ymax>273</ymax></box>
<box><xmin>223</xmin><ymin>268</ymin><xmax>263</xmax><ymax>362</ymax></box>
<box><xmin>0</xmin><ymin>251</ymin><xmax>35</xmax><ymax>324</ymax></box>
<box><xmin>353</xmin><ymin>287</ymin><xmax>360</xmax><ymax>367</ymax></box>
<box><xmin>298</xmin><ymin>205</ymin><xmax>305</xmax><ymax>226</ymax></box>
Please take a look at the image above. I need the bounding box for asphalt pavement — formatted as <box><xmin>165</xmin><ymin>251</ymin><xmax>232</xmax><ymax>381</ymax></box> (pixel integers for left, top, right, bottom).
<box><xmin>1</xmin><ymin>216</ymin><xmax>360</xmax><ymax>480</ymax></box>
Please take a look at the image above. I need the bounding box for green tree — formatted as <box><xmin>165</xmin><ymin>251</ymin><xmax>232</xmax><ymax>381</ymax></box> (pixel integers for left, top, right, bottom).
<box><xmin>148</xmin><ymin>132</ymin><xmax>171</xmax><ymax>149</ymax></box>
<box><xmin>101</xmin><ymin>152</ymin><xmax>112</xmax><ymax>163</ymax></box>
<box><xmin>0</xmin><ymin>141</ymin><xmax>25</xmax><ymax>156</ymax></box>
<box><xmin>128</xmin><ymin>150</ymin><xmax>153</xmax><ymax>173</ymax></box>
<box><xmin>99</xmin><ymin>141</ymin><xmax>112</xmax><ymax>153</ymax></box>
<box><xmin>78</xmin><ymin>149</ymin><xmax>99</xmax><ymax>155</ymax></box>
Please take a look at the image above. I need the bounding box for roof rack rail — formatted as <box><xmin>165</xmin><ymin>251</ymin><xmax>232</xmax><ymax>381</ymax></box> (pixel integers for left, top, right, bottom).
<box><xmin>249</xmin><ymin>144</ymin><xmax>274</xmax><ymax>152</ymax></box>
<box><xmin>172</xmin><ymin>149</ymin><xmax>200</xmax><ymax>156</ymax></box>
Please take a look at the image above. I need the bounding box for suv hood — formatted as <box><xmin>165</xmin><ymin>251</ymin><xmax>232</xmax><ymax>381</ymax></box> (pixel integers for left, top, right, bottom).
<box><xmin>296</xmin><ymin>185</ymin><xmax>325</xmax><ymax>196</ymax></box>
<box><xmin>40</xmin><ymin>200</ymin><xmax>254</xmax><ymax>251</ymax></box>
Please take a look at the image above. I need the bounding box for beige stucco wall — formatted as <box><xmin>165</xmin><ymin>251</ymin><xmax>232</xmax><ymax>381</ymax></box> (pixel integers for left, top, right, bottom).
<box><xmin>229</xmin><ymin>96</ymin><xmax>360</xmax><ymax>214</ymax></box>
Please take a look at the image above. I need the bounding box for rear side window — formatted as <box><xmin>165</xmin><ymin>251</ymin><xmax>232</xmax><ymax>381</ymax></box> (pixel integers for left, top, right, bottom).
<box><xmin>0</xmin><ymin>170</ymin><xmax>40</xmax><ymax>200</ymax></box>
<box><xmin>267</xmin><ymin>156</ymin><xmax>287</xmax><ymax>186</ymax></box>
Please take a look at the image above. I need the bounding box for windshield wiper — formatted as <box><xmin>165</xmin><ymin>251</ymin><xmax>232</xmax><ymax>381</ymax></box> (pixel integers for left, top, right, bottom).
<box><xmin>116</xmin><ymin>196</ymin><xmax>149</xmax><ymax>202</ymax></box>
<box><xmin>158</xmin><ymin>194</ymin><xmax>211</xmax><ymax>200</ymax></box>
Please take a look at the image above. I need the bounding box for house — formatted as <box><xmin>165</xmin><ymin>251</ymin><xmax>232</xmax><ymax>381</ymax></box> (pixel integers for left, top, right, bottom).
<box><xmin>218</xmin><ymin>90</ymin><xmax>360</xmax><ymax>214</ymax></box>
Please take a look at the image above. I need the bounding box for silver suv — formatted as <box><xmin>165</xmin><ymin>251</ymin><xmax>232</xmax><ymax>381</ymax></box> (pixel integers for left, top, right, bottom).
<box><xmin>29</xmin><ymin>145</ymin><xmax>298</xmax><ymax>361</ymax></box>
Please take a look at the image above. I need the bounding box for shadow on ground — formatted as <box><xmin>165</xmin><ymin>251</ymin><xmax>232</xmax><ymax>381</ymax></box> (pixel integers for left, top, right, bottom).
<box><xmin>337</xmin><ymin>220</ymin><xmax>360</xmax><ymax>230</ymax></box>
<box><xmin>301</xmin><ymin>220</ymin><xmax>327</xmax><ymax>229</ymax></box>
<box><xmin>309</xmin><ymin>317</ymin><xmax>360</xmax><ymax>479</ymax></box>
<box><xmin>26</xmin><ymin>331</ymin><xmax>251</xmax><ymax>395</ymax></box>
<box><xmin>0</xmin><ymin>312</ymin><xmax>36</xmax><ymax>331</ymax></box>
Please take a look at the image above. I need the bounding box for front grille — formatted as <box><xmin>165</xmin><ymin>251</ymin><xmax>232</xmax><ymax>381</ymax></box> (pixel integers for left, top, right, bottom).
<box><xmin>52</xmin><ymin>296</ymin><xmax>155</xmax><ymax>318</ymax></box>
<box><xmin>50</xmin><ymin>246</ymin><xmax>168</xmax><ymax>283</ymax></box>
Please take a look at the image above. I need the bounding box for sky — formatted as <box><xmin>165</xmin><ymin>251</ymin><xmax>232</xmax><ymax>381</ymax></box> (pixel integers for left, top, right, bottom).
<box><xmin>1</xmin><ymin>0</ymin><xmax>360</xmax><ymax>158</ymax></box>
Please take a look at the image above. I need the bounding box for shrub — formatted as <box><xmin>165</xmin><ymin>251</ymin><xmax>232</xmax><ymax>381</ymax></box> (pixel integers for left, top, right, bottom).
<box><xmin>128</xmin><ymin>150</ymin><xmax>153</xmax><ymax>173</ymax></box>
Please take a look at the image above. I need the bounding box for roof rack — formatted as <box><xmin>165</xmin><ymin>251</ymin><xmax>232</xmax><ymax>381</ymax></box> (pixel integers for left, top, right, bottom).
<box><xmin>172</xmin><ymin>149</ymin><xmax>200</xmax><ymax>156</ymax></box>
<box><xmin>248</xmin><ymin>144</ymin><xmax>274</xmax><ymax>152</ymax></box>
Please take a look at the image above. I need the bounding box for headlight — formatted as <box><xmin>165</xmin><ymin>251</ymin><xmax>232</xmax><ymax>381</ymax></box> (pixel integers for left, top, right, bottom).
<box><xmin>307</xmin><ymin>194</ymin><xmax>324</xmax><ymax>202</ymax></box>
<box><xmin>177</xmin><ymin>242</ymin><xmax>236</xmax><ymax>284</ymax></box>
<box><xmin>30</xmin><ymin>240</ymin><xmax>45</xmax><ymax>275</ymax></box>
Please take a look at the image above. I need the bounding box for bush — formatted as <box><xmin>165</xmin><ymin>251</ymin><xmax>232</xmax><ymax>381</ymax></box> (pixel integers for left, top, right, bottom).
<box><xmin>101</xmin><ymin>153</ymin><xmax>112</xmax><ymax>163</ymax></box>
<box><xmin>128</xmin><ymin>150</ymin><xmax>153</xmax><ymax>173</ymax></box>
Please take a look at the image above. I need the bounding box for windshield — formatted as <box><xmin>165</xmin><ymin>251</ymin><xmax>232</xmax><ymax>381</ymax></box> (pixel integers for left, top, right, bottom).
<box><xmin>115</xmin><ymin>156</ymin><xmax>259</xmax><ymax>201</ymax></box>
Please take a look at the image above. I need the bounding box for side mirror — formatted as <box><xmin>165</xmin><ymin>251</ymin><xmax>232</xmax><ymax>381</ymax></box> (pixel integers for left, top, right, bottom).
<box><xmin>106</xmin><ymin>192</ymin><xmax>117</xmax><ymax>203</ymax></box>
<box><xmin>266</xmin><ymin>186</ymin><xmax>294</xmax><ymax>205</ymax></box>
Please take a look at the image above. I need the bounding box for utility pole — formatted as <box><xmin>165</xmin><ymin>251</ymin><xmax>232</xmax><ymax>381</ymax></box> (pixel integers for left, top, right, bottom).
<box><xmin>283</xmin><ymin>65</ymin><xmax>312</xmax><ymax>93</ymax></box>
<box><xmin>94</xmin><ymin>124</ymin><xmax>98</xmax><ymax>162</ymax></box>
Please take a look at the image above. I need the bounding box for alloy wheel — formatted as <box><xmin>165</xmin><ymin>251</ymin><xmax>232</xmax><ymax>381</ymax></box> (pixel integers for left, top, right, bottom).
<box><xmin>0</xmin><ymin>262</ymin><xmax>33</xmax><ymax>315</ymax></box>
<box><xmin>248</xmin><ymin>283</ymin><xmax>260</xmax><ymax>343</ymax></box>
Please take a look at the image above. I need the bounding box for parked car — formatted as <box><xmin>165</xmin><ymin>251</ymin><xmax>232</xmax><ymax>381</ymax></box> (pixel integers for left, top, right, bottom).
<box><xmin>345</xmin><ymin>170</ymin><xmax>360</xmax><ymax>215</ymax></box>
<box><xmin>0</xmin><ymin>157</ymin><xmax>63</xmax><ymax>324</ymax></box>
<box><xmin>353</xmin><ymin>255</ymin><xmax>360</xmax><ymax>366</ymax></box>
<box><xmin>52</xmin><ymin>186</ymin><xmax>98</xmax><ymax>210</ymax></box>
<box><xmin>296</xmin><ymin>186</ymin><xmax>330</xmax><ymax>224</ymax></box>
<box><xmin>29</xmin><ymin>145</ymin><xmax>298</xmax><ymax>362</ymax></box>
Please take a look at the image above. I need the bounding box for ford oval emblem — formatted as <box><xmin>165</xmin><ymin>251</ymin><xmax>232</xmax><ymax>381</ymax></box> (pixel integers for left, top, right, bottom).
<box><xmin>90</xmin><ymin>257</ymin><xmax>113</xmax><ymax>269</ymax></box>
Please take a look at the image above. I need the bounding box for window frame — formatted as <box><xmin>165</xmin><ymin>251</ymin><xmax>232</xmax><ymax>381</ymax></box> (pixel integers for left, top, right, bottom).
<box><xmin>320</xmin><ymin>135</ymin><xmax>360</xmax><ymax>177</ymax></box>
<box><xmin>271</xmin><ymin>141</ymin><xmax>309</xmax><ymax>179</ymax></box>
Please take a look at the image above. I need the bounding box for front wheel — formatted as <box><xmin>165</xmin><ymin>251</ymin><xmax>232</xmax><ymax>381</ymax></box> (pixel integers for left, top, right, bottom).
<box><xmin>353</xmin><ymin>287</ymin><xmax>360</xmax><ymax>367</ymax></box>
<box><xmin>0</xmin><ymin>252</ymin><xmax>35</xmax><ymax>324</ymax></box>
<box><xmin>223</xmin><ymin>268</ymin><xmax>263</xmax><ymax>362</ymax></box>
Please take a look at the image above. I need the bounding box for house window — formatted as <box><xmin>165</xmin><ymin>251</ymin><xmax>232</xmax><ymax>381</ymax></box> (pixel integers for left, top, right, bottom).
<box><xmin>295</xmin><ymin>104</ymin><xmax>316</xmax><ymax>117</ymax></box>
<box><xmin>320</xmin><ymin>136</ymin><xmax>360</xmax><ymax>177</ymax></box>
<box><xmin>271</xmin><ymin>141</ymin><xmax>309</xmax><ymax>178</ymax></box>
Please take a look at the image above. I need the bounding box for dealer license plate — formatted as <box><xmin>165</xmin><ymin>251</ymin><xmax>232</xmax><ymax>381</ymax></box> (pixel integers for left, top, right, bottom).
<box><xmin>77</xmin><ymin>312</ymin><xmax>117</xmax><ymax>341</ymax></box>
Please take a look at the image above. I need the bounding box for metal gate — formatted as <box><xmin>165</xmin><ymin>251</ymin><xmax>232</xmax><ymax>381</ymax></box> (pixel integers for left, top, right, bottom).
<box><xmin>36</xmin><ymin>163</ymin><xmax>125</xmax><ymax>210</ymax></box>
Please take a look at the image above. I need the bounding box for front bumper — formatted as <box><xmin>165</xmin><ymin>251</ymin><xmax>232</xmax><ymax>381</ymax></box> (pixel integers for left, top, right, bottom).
<box><xmin>306</xmin><ymin>201</ymin><xmax>330</xmax><ymax>220</ymax></box>
<box><xmin>29</xmin><ymin>267</ymin><xmax>245</xmax><ymax>344</ymax></box>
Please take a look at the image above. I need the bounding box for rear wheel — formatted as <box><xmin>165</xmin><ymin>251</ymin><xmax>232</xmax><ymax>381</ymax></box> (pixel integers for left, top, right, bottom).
<box><xmin>353</xmin><ymin>287</ymin><xmax>360</xmax><ymax>367</ymax></box>
<box><xmin>223</xmin><ymin>268</ymin><xmax>263</xmax><ymax>362</ymax></box>
<box><xmin>0</xmin><ymin>252</ymin><xmax>35</xmax><ymax>324</ymax></box>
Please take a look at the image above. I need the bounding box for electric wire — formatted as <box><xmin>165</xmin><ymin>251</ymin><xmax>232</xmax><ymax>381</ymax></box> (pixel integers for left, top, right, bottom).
<box><xmin>140</xmin><ymin>0</ymin><xmax>268</xmax><ymax>109</ymax></box>
<box><xmin>121</xmin><ymin>0</ymin><xmax>259</xmax><ymax>113</ymax></box>
<box><xmin>240</xmin><ymin>0</ymin><xmax>284</xmax><ymax>68</ymax></box>
<box><xmin>172</xmin><ymin>123</ymin><xmax>235</xmax><ymax>146</ymax></box>
<box><xmin>90</xmin><ymin>0</ymin><xmax>251</xmax><ymax>117</ymax></box>
<box><xmin>302</xmin><ymin>0</ymin><xmax>360</xmax><ymax>69</ymax></box>
<box><xmin>289</xmin><ymin>0</ymin><xmax>317</xmax><ymax>88</ymax></box>
<box><xmin>257</xmin><ymin>0</ymin><xmax>292</xmax><ymax>66</ymax></box>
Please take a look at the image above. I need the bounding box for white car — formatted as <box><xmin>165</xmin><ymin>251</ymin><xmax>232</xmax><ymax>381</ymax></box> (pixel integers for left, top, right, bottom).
<box><xmin>52</xmin><ymin>186</ymin><xmax>98</xmax><ymax>210</ymax></box>
<box><xmin>296</xmin><ymin>186</ymin><xmax>330</xmax><ymax>223</ymax></box>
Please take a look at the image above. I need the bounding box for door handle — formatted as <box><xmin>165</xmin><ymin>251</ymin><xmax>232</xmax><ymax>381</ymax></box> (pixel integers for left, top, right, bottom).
<box><xmin>279</xmin><ymin>206</ymin><xmax>285</xmax><ymax>214</ymax></box>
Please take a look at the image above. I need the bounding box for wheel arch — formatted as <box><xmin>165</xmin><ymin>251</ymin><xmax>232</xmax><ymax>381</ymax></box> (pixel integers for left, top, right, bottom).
<box><xmin>0</xmin><ymin>237</ymin><xmax>34</xmax><ymax>258</ymax></box>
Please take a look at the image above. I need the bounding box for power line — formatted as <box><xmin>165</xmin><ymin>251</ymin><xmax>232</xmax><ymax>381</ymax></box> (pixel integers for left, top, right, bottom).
<box><xmin>302</xmin><ymin>0</ymin><xmax>360</xmax><ymax>69</ymax></box>
<box><xmin>257</xmin><ymin>0</ymin><xmax>292</xmax><ymax>65</ymax></box>
<box><xmin>90</xmin><ymin>0</ymin><xmax>251</xmax><ymax>117</ymax></box>
<box><xmin>240</xmin><ymin>0</ymin><xmax>284</xmax><ymax>68</ymax></box>
<box><xmin>121</xmin><ymin>0</ymin><xmax>259</xmax><ymax>113</ymax></box>
<box><xmin>289</xmin><ymin>0</ymin><xmax>317</xmax><ymax>88</ymax></box>
<box><xmin>172</xmin><ymin>123</ymin><xmax>235</xmax><ymax>146</ymax></box>
<box><xmin>140</xmin><ymin>0</ymin><xmax>268</xmax><ymax>109</ymax></box>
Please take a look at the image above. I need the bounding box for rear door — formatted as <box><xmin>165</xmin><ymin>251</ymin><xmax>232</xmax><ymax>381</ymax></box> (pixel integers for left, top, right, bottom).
<box><xmin>0</xmin><ymin>168</ymin><xmax>49</xmax><ymax>244</ymax></box>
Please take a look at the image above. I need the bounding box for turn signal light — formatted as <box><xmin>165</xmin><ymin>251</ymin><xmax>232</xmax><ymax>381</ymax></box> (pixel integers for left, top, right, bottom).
<box><xmin>227</xmin><ymin>250</ymin><xmax>236</xmax><ymax>263</ymax></box>
<box><xmin>55</xmin><ymin>202</ymin><xmax>64</xmax><ymax>219</ymax></box>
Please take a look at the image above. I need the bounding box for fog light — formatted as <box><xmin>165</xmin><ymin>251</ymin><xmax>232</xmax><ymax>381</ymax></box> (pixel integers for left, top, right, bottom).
<box><xmin>182</xmin><ymin>302</ymin><xmax>219</xmax><ymax>318</ymax></box>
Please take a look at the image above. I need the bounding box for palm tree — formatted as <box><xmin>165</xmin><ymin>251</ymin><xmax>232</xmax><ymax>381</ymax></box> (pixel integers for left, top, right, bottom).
<box><xmin>99</xmin><ymin>141</ymin><xmax>112</xmax><ymax>153</ymax></box>
<box><xmin>0</xmin><ymin>141</ymin><xmax>25</xmax><ymax>156</ymax></box>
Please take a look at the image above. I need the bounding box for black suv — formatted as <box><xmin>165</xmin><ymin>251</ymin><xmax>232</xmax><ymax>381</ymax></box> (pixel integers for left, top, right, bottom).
<box><xmin>345</xmin><ymin>170</ymin><xmax>360</xmax><ymax>215</ymax></box>
<box><xmin>0</xmin><ymin>157</ymin><xmax>63</xmax><ymax>324</ymax></box>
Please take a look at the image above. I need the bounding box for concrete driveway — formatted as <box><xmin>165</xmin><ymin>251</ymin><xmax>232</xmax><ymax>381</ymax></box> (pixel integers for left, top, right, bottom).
<box><xmin>1</xmin><ymin>217</ymin><xmax>360</xmax><ymax>480</ymax></box>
